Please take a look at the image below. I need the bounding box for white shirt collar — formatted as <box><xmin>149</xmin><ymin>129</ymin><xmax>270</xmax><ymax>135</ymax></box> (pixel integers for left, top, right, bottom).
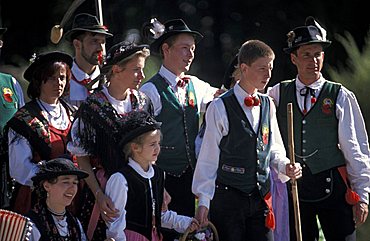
<box><xmin>159</xmin><ymin>65</ymin><xmax>179</xmax><ymax>87</ymax></box>
<box><xmin>128</xmin><ymin>157</ymin><xmax>155</xmax><ymax>179</ymax></box>
<box><xmin>295</xmin><ymin>74</ymin><xmax>326</xmax><ymax>90</ymax></box>
<box><xmin>71</xmin><ymin>61</ymin><xmax>101</xmax><ymax>81</ymax></box>
<box><xmin>101</xmin><ymin>86</ymin><xmax>131</xmax><ymax>115</ymax></box>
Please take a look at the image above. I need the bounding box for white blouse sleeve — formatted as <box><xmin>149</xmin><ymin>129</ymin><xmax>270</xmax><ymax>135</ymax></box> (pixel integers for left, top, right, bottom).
<box><xmin>105</xmin><ymin>172</ymin><xmax>128</xmax><ymax>241</ymax></box>
<box><xmin>160</xmin><ymin>210</ymin><xmax>192</xmax><ymax>233</ymax></box>
<box><xmin>66</xmin><ymin>118</ymin><xmax>89</xmax><ymax>156</ymax></box>
<box><xmin>8</xmin><ymin>128</ymin><xmax>39</xmax><ymax>186</ymax></box>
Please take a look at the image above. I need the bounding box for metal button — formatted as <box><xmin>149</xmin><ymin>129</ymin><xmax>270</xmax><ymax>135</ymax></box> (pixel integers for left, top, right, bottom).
<box><xmin>302</xmin><ymin>149</ymin><xmax>306</xmax><ymax>153</ymax></box>
<box><xmin>302</xmin><ymin>140</ymin><xmax>307</xmax><ymax>143</ymax></box>
<box><xmin>302</xmin><ymin>164</ymin><xmax>306</xmax><ymax>168</ymax></box>
<box><xmin>302</xmin><ymin>120</ymin><xmax>307</xmax><ymax>124</ymax></box>
<box><xmin>326</xmin><ymin>177</ymin><xmax>331</xmax><ymax>182</ymax></box>
<box><xmin>303</xmin><ymin>158</ymin><xmax>306</xmax><ymax>162</ymax></box>
<box><xmin>302</xmin><ymin>130</ymin><xmax>306</xmax><ymax>134</ymax></box>
<box><xmin>325</xmin><ymin>189</ymin><xmax>330</xmax><ymax>193</ymax></box>
<box><xmin>257</xmin><ymin>159</ymin><xmax>260</xmax><ymax>164</ymax></box>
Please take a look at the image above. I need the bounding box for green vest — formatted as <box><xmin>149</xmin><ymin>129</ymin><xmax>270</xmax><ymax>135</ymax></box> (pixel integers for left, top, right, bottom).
<box><xmin>277</xmin><ymin>80</ymin><xmax>346</xmax><ymax>174</ymax></box>
<box><xmin>148</xmin><ymin>74</ymin><xmax>199</xmax><ymax>176</ymax></box>
<box><xmin>0</xmin><ymin>73</ymin><xmax>19</xmax><ymax>134</ymax></box>
<box><xmin>218</xmin><ymin>90</ymin><xmax>272</xmax><ymax>196</ymax></box>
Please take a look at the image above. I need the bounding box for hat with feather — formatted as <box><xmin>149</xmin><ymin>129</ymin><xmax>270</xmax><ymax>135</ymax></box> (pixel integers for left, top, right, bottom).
<box><xmin>142</xmin><ymin>18</ymin><xmax>203</xmax><ymax>54</ymax></box>
<box><xmin>283</xmin><ymin>16</ymin><xmax>331</xmax><ymax>54</ymax></box>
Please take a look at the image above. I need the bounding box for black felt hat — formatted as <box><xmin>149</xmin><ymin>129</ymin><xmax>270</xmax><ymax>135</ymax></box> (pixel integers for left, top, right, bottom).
<box><xmin>283</xmin><ymin>17</ymin><xmax>331</xmax><ymax>54</ymax></box>
<box><xmin>147</xmin><ymin>18</ymin><xmax>203</xmax><ymax>54</ymax></box>
<box><xmin>23</xmin><ymin>51</ymin><xmax>73</xmax><ymax>82</ymax></box>
<box><xmin>64</xmin><ymin>13</ymin><xmax>113</xmax><ymax>41</ymax></box>
<box><xmin>118</xmin><ymin>111</ymin><xmax>161</xmax><ymax>148</ymax></box>
<box><xmin>31</xmin><ymin>158</ymin><xmax>88</xmax><ymax>185</ymax></box>
<box><xmin>102</xmin><ymin>41</ymin><xmax>149</xmax><ymax>72</ymax></box>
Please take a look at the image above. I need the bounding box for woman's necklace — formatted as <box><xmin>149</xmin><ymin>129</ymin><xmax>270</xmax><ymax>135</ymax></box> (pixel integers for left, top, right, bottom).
<box><xmin>47</xmin><ymin>206</ymin><xmax>66</xmax><ymax>217</ymax></box>
<box><xmin>38</xmin><ymin>99</ymin><xmax>62</xmax><ymax>119</ymax></box>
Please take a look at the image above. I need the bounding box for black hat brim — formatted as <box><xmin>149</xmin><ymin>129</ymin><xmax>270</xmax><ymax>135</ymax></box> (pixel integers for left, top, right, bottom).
<box><xmin>64</xmin><ymin>28</ymin><xmax>113</xmax><ymax>42</ymax></box>
<box><xmin>24</xmin><ymin>51</ymin><xmax>73</xmax><ymax>82</ymax></box>
<box><xmin>150</xmin><ymin>30</ymin><xmax>203</xmax><ymax>54</ymax></box>
<box><xmin>31</xmin><ymin>170</ymin><xmax>89</xmax><ymax>185</ymax></box>
<box><xmin>283</xmin><ymin>40</ymin><xmax>331</xmax><ymax>54</ymax></box>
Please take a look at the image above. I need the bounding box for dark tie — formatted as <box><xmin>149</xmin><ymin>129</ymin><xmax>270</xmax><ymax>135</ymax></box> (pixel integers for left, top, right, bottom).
<box><xmin>299</xmin><ymin>86</ymin><xmax>316</xmax><ymax>114</ymax></box>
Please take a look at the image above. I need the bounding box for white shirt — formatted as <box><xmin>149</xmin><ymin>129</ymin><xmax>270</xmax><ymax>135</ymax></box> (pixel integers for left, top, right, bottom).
<box><xmin>29</xmin><ymin>216</ymin><xmax>87</xmax><ymax>241</ymax></box>
<box><xmin>267</xmin><ymin>76</ymin><xmax>370</xmax><ymax>204</ymax></box>
<box><xmin>8</xmin><ymin>100</ymin><xmax>70</xmax><ymax>186</ymax></box>
<box><xmin>65</xmin><ymin>61</ymin><xmax>100</xmax><ymax>108</ymax></box>
<box><xmin>67</xmin><ymin>86</ymin><xmax>140</xmax><ymax>156</ymax></box>
<box><xmin>105</xmin><ymin>158</ymin><xmax>192</xmax><ymax>241</ymax></box>
<box><xmin>139</xmin><ymin>65</ymin><xmax>217</xmax><ymax>116</ymax></box>
<box><xmin>192</xmin><ymin>83</ymin><xmax>291</xmax><ymax>209</ymax></box>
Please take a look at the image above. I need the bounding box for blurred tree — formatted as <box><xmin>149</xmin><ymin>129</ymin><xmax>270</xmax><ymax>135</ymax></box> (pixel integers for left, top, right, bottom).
<box><xmin>327</xmin><ymin>28</ymin><xmax>370</xmax><ymax>133</ymax></box>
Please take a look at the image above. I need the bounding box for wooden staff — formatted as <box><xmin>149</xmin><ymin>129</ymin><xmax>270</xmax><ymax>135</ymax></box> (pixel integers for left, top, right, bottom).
<box><xmin>287</xmin><ymin>103</ymin><xmax>302</xmax><ymax>241</ymax></box>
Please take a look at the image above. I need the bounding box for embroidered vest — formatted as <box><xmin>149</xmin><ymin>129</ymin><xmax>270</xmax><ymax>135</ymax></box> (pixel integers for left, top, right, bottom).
<box><xmin>120</xmin><ymin>165</ymin><xmax>164</xmax><ymax>240</ymax></box>
<box><xmin>218</xmin><ymin>90</ymin><xmax>272</xmax><ymax>196</ymax></box>
<box><xmin>148</xmin><ymin>74</ymin><xmax>199</xmax><ymax>176</ymax></box>
<box><xmin>6</xmin><ymin>100</ymin><xmax>73</xmax><ymax>161</ymax></box>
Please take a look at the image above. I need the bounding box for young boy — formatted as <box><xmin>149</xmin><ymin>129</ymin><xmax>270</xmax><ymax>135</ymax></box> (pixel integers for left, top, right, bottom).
<box><xmin>192</xmin><ymin>40</ymin><xmax>302</xmax><ymax>241</ymax></box>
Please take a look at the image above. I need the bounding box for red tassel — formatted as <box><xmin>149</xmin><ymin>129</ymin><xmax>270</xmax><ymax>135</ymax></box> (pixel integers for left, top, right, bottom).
<box><xmin>263</xmin><ymin>192</ymin><xmax>275</xmax><ymax>230</ymax></box>
<box><xmin>265</xmin><ymin>211</ymin><xmax>276</xmax><ymax>230</ymax></box>
<box><xmin>345</xmin><ymin>189</ymin><xmax>360</xmax><ymax>205</ymax></box>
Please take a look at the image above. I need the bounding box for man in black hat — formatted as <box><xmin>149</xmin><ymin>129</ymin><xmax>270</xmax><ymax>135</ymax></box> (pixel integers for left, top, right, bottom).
<box><xmin>63</xmin><ymin>13</ymin><xmax>113</xmax><ymax>108</ymax></box>
<box><xmin>140</xmin><ymin>18</ymin><xmax>222</xmax><ymax>240</ymax></box>
<box><xmin>268</xmin><ymin>17</ymin><xmax>370</xmax><ymax>241</ymax></box>
<box><xmin>0</xmin><ymin>26</ymin><xmax>25</xmax><ymax>209</ymax></box>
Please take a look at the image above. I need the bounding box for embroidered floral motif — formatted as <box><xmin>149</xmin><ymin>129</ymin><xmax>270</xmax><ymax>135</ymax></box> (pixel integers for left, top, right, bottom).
<box><xmin>321</xmin><ymin>98</ymin><xmax>333</xmax><ymax>115</ymax></box>
<box><xmin>2</xmin><ymin>87</ymin><xmax>13</xmax><ymax>102</ymax></box>
<box><xmin>262</xmin><ymin>125</ymin><xmax>269</xmax><ymax>145</ymax></box>
<box><xmin>14</xmin><ymin>108</ymin><xmax>51</xmax><ymax>145</ymax></box>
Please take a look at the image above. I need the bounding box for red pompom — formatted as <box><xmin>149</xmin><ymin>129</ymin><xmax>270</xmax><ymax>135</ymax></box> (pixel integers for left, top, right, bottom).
<box><xmin>244</xmin><ymin>96</ymin><xmax>254</xmax><ymax>106</ymax></box>
<box><xmin>311</xmin><ymin>97</ymin><xmax>317</xmax><ymax>104</ymax></box>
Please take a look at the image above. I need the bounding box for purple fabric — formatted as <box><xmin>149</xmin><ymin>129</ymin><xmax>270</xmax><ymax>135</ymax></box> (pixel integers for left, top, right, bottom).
<box><xmin>270</xmin><ymin>170</ymin><xmax>290</xmax><ymax>241</ymax></box>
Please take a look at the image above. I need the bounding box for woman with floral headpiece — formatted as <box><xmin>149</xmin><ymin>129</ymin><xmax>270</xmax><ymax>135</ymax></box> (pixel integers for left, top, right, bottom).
<box><xmin>67</xmin><ymin>41</ymin><xmax>153</xmax><ymax>240</ymax></box>
<box><xmin>6</xmin><ymin>51</ymin><xmax>75</xmax><ymax>215</ymax></box>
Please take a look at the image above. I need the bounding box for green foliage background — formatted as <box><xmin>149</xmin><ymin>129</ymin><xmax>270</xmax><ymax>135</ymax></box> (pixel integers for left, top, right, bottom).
<box><xmin>326</xmin><ymin>28</ymin><xmax>370</xmax><ymax>241</ymax></box>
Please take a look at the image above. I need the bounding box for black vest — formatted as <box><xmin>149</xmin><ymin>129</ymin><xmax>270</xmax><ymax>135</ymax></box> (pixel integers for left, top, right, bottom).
<box><xmin>217</xmin><ymin>90</ymin><xmax>272</xmax><ymax>196</ymax></box>
<box><xmin>120</xmin><ymin>164</ymin><xmax>164</xmax><ymax>240</ymax></box>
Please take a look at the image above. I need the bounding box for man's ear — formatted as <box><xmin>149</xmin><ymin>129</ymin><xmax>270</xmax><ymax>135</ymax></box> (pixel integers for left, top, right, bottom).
<box><xmin>290</xmin><ymin>53</ymin><xmax>296</xmax><ymax>65</ymax></box>
<box><xmin>72</xmin><ymin>38</ymin><xmax>81</xmax><ymax>50</ymax></box>
<box><xmin>162</xmin><ymin>43</ymin><xmax>170</xmax><ymax>56</ymax></box>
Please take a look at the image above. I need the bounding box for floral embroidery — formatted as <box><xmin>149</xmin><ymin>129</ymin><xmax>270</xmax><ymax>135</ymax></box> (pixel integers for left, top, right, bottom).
<box><xmin>262</xmin><ymin>124</ymin><xmax>269</xmax><ymax>145</ymax></box>
<box><xmin>14</xmin><ymin>108</ymin><xmax>51</xmax><ymax>145</ymax></box>
<box><xmin>321</xmin><ymin>98</ymin><xmax>333</xmax><ymax>115</ymax></box>
<box><xmin>2</xmin><ymin>87</ymin><xmax>13</xmax><ymax>102</ymax></box>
